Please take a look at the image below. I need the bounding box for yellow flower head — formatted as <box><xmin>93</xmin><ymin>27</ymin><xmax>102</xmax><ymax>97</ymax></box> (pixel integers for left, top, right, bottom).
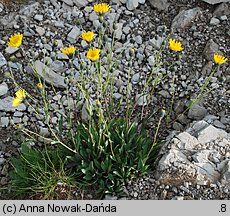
<box><xmin>12</xmin><ymin>89</ymin><xmax>26</xmax><ymax>107</ymax></box>
<box><xmin>93</xmin><ymin>3</ymin><xmax>111</xmax><ymax>14</ymax></box>
<box><xmin>81</xmin><ymin>31</ymin><xmax>95</xmax><ymax>42</ymax></box>
<box><xmin>37</xmin><ymin>83</ymin><xmax>43</xmax><ymax>88</ymax></box>
<box><xmin>61</xmin><ymin>45</ymin><xmax>76</xmax><ymax>56</ymax></box>
<box><xmin>169</xmin><ymin>38</ymin><xmax>184</xmax><ymax>52</ymax></box>
<box><xmin>8</xmin><ymin>32</ymin><xmax>23</xmax><ymax>48</ymax></box>
<box><xmin>86</xmin><ymin>48</ymin><xmax>100</xmax><ymax>61</ymax></box>
<box><xmin>214</xmin><ymin>54</ymin><xmax>228</xmax><ymax>65</ymax></box>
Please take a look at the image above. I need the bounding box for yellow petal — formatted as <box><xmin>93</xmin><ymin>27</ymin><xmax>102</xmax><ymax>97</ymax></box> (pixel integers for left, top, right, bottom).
<box><xmin>15</xmin><ymin>89</ymin><xmax>26</xmax><ymax>99</ymax></box>
<box><xmin>12</xmin><ymin>97</ymin><xmax>22</xmax><ymax>107</ymax></box>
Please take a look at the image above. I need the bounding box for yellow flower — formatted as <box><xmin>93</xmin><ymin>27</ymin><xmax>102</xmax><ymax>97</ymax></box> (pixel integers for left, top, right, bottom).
<box><xmin>61</xmin><ymin>45</ymin><xmax>76</xmax><ymax>56</ymax></box>
<box><xmin>37</xmin><ymin>83</ymin><xmax>43</xmax><ymax>88</ymax></box>
<box><xmin>8</xmin><ymin>32</ymin><xmax>23</xmax><ymax>48</ymax></box>
<box><xmin>93</xmin><ymin>3</ymin><xmax>111</xmax><ymax>13</ymax></box>
<box><xmin>81</xmin><ymin>31</ymin><xmax>95</xmax><ymax>42</ymax></box>
<box><xmin>169</xmin><ymin>38</ymin><xmax>184</xmax><ymax>52</ymax></box>
<box><xmin>86</xmin><ymin>48</ymin><xmax>100</xmax><ymax>61</ymax></box>
<box><xmin>214</xmin><ymin>54</ymin><xmax>228</xmax><ymax>65</ymax></box>
<box><xmin>12</xmin><ymin>89</ymin><xmax>26</xmax><ymax>107</ymax></box>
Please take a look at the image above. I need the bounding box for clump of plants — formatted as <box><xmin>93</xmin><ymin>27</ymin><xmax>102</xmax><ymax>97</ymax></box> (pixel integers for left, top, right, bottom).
<box><xmin>6</xmin><ymin>2</ymin><xmax>228</xmax><ymax>199</ymax></box>
<box><xmin>70</xmin><ymin>118</ymin><xmax>155</xmax><ymax>195</ymax></box>
<box><xmin>10</xmin><ymin>142</ymin><xmax>75</xmax><ymax>199</ymax></box>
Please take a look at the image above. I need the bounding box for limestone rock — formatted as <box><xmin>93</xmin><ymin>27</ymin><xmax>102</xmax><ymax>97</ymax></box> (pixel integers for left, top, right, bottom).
<box><xmin>33</xmin><ymin>61</ymin><xmax>66</xmax><ymax>88</ymax></box>
<box><xmin>73</xmin><ymin>0</ymin><xmax>88</xmax><ymax>8</ymax></box>
<box><xmin>126</xmin><ymin>0</ymin><xmax>139</xmax><ymax>10</ymax></box>
<box><xmin>213</xmin><ymin>3</ymin><xmax>230</xmax><ymax>17</ymax></box>
<box><xmin>149</xmin><ymin>0</ymin><xmax>169</xmax><ymax>11</ymax></box>
<box><xmin>0</xmin><ymin>52</ymin><xmax>7</xmax><ymax>68</ymax></box>
<box><xmin>197</xmin><ymin>125</ymin><xmax>227</xmax><ymax>143</ymax></box>
<box><xmin>203</xmin><ymin>39</ymin><xmax>222</xmax><ymax>61</ymax></box>
<box><xmin>0</xmin><ymin>96</ymin><xmax>26</xmax><ymax>112</ymax></box>
<box><xmin>156</xmin><ymin>120</ymin><xmax>230</xmax><ymax>185</ymax></box>
<box><xmin>188</xmin><ymin>104</ymin><xmax>207</xmax><ymax>120</ymax></box>
<box><xmin>201</xmin><ymin>0</ymin><xmax>230</xmax><ymax>5</ymax></box>
<box><xmin>171</xmin><ymin>8</ymin><xmax>201</xmax><ymax>32</ymax></box>
<box><xmin>67</xmin><ymin>26</ymin><xmax>81</xmax><ymax>43</ymax></box>
<box><xmin>0</xmin><ymin>82</ymin><xmax>8</xmax><ymax>97</ymax></box>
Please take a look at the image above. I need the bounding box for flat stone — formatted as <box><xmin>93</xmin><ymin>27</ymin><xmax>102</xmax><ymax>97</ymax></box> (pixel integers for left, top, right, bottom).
<box><xmin>115</xmin><ymin>23</ymin><xmax>123</xmax><ymax>40</ymax></box>
<box><xmin>147</xmin><ymin>55</ymin><xmax>155</xmax><ymax>66</ymax></box>
<box><xmin>177</xmin><ymin>132</ymin><xmax>199</xmax><ymax>150</ymax></box>
<box><xmin>32</xmin><ymin>61</ymin><xmax>66</xmax><ymax>88</ymax></box>
<box><xmin>197</xmin><ymin>125</ymin><xmax>228</xmax><ymax>143</ymax></box>
<box><xmin>0</xmin><ymin>82</ymin><xmax>8</xmax><ymax>96</ymax></box>
<box><xmin>149</xmin><ymin>36</ymin><xmax>164</xmax><ymax>50</ymax></box>
<box><xmin>0</xmin><ymin>96</ymin><xmax>26</xmax><ymax>112</ymax></box>
<box><xmin>210</xmin><ymin>17</ymin><xmax>220</xmax><ymax>25</ymax></box>
<box><xmin>158</xmin><ymin>90</ymin><xmax>170</xmax><ymax>98</ymax></box>
<box><xmin>12</xmin><ymin>117</ymin><xmax>22</xmax><ymax>124</ymax></box>
<box><xmin>171</xmin><ymin>8</ymin><xmax>201</xmax><ymax>32</ymax></box>
<box><xmin>39</xmin><ymin>127</ymin><xmax>50</xmax><ymax>137</ymax></box>
<box><xmin>54</xmin><ymin>21</ymin><xmax>65</xmax><ymax>28</ymax></box>
<box><xmin>57</xmin><ymin>52</ymin><xmax>69</xmax><ymax>60</ymax></box>
<box><xmin>213</xmin><ymin>3</ymin><xmax>230</xmax><ymax>17</ymax></box>
<box><xmin>188</xmin><ymin>104</ymin><xmax>207</xmax><ymax>120</ymax></box>
<box><xmin>0</xmin><ymin>158</ymin><xmax>6</xmax><ymax>165</ymax></box>
<box><xmin>89</xmin><ymin>11</ymin><xmax>98</xmax><ymax>22</ymax></box>
<box><xmin>136</xmin><ymin>94</ymin><xmax>147</xmax><ymax>106</ymax></box>
<box><xmin>149</xmin><ymin>0</ymin><xmax>169</xmax><ymax>11</ymax></box>
<box><xmin>14</xmin><ymin>111</ymin><xmax>23</xmax><ymax>117</ymax></box>
<box><xmin>173</xmin><ymin>122</ymin><xmax>184</xmax><ymax>131</ymax></box>
<box><xmin>73</xmin><ymin>0</ymin><xmax>88</xmax><ymax>8</ymax></box>
<box><xmin>5</xmin><ymin>47</ymin><xmax>19</xmax><ymax>55</ymax></box>
<box><xmin>131</xmin><ymin>73</ymin><xmax>140</xmax><ymax>84</ymax></box>
<box><xmin>0</xmin><ymin>52</ymin><xmax>7</xmax><ymax>68</ymax></box>
<box><xmin>201</xmin><ymin>61</ymin><xmax>213</xmax><ymax>75</ymax></box>
<box><xmin>195</xmin><ymin>160</ymin><xmax>220</xmax><ymax>182</ymax></box>
<box><xmin>0</xmin><ymin>117</ymin><xmax>9</xmax><ymax>127</ymax></box>
<box><xmin>34</xmin><ymin>14</ymin><xmax>43</xmax><ymax>21</ymax></box>
<box><xmin>19</xmin><ymin>2</ymin><xmax>40</xmax><ymax>17</ymax></box>
<box><xmin>114</xmin><ymin>93</ymin><xmax>123</xmax><ymax>99</ymax></box>
<box><xmin>61</xmin><ymin>0</ymin><xmax>73</xmax><ymax>6</ymax></box>
<box><xmin>203</xmin><ymin>39</ymin><xmax>222</xmax><ymax>61</ymax></box>
<box><xmin>213</xmin><ymin>120</ymin><xmax>226</xmax><ymax>129</ymax></box>
<box><xmin>201</xmin><ymin>0</ymin><xmax>230</xmax><ymax>5</ymax></box>
<box><xmin>126</xmin><ymin>0</ymin><xmax>139</xmax><ymax>10</ymax></box>
<box><xmin>35</xmin><ymin>26</ymin><xmax>45</xmax><ymax>36</ymax></box>
<box><xmin>67</xmin><ymin>26</ymin><xmax>81</xmax><ymax>43</ymax></box>
<box><xmin>50</xmin><ymin>60</ymin><xmax>66</xmax><ymax>73</ymax></box>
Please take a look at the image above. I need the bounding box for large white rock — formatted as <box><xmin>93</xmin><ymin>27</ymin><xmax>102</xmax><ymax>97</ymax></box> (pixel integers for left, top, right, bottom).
<box><xmin>197</xmin><ymin>125</ymin><xmax>228</xmax><ymax>143</ymax></box>
<box><xmin>156</xmin><ymin>120</ymin><xmax>230</xmax><ymax>185</ymax></box>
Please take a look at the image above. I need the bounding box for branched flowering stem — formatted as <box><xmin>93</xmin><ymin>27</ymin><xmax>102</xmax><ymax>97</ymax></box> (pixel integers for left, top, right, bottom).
<box><xmin>144</xmin><ymin>113</ymin><xmax>163</xmax><ymax>164</ymax></box>
<box><xmin>168</xmin><ymin>66</ymin><xmax>218</xmax><ymax>126</ymax></box>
